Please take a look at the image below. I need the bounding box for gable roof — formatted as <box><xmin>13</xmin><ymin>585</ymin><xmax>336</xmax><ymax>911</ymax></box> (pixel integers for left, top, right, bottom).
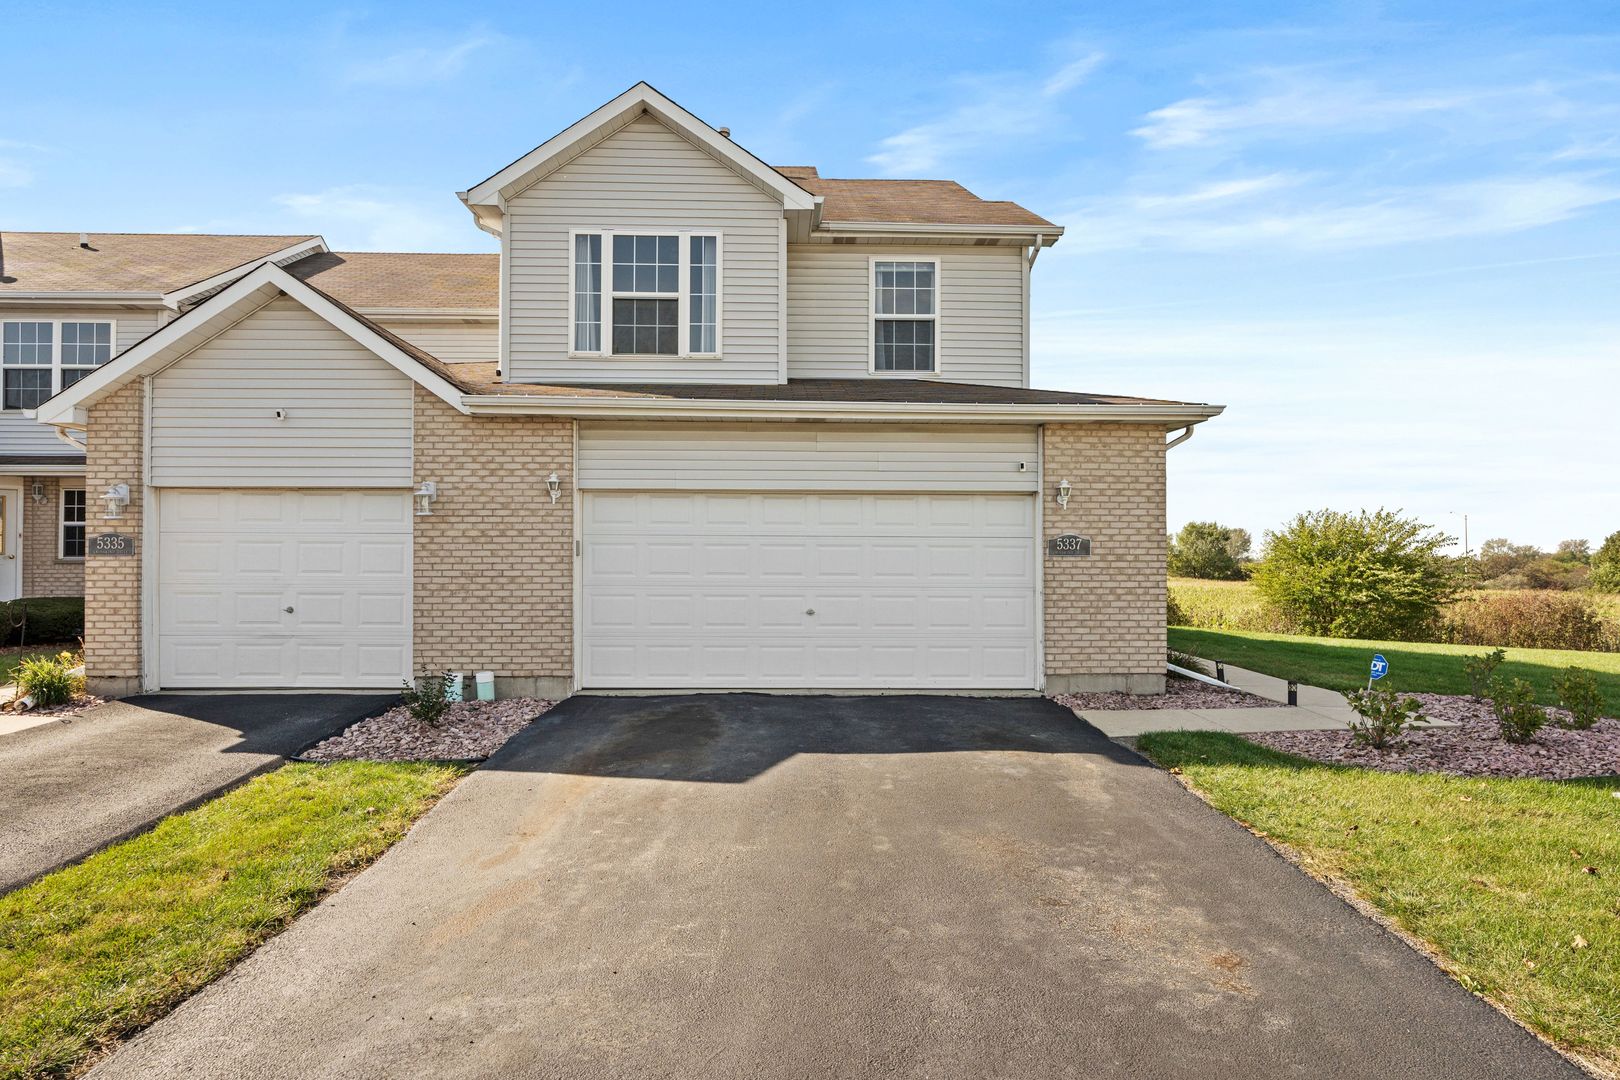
<box><xmin>285</xmin><ymin>251</ymin><xmax>498</xmax><ymax>311</ymax></box>
<box><xmin>33</xmin><ymin>261</ymin><xmax>469</xmax><ymax>427</ymax></box>
<box><xmin>0</xmin><ymin>232</ymin><xmax>324</xmax><ymax>300</ymax></box>
<box><xmin>772</xmin><ymin>168</ymin><xmax>1054</xmax><ymax>229</ymax></box>
<box><xmin>459</xmin><ymin>82</ymin><xmax>819</xmax><ymax>232</ymax></box>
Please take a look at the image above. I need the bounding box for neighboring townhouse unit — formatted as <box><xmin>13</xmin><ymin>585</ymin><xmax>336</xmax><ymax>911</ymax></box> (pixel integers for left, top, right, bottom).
<box><xmin>31</xmin><ymin>82</ymin><xmax>1222</xmax><ymax>699</ymax></box>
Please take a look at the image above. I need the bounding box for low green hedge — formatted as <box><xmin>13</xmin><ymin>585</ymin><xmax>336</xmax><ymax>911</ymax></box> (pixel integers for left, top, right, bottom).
<box><xmin>0</xmin><ymin>596</ymin><xmax>84</xmax><ymax>647</ymax></box>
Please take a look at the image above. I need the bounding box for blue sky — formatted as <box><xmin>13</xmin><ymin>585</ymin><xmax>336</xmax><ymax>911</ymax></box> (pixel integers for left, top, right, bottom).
<box><xmin>6</xmin><ymin>1</ymin><xmax>1618</xmax><ymax>551</ymax></box>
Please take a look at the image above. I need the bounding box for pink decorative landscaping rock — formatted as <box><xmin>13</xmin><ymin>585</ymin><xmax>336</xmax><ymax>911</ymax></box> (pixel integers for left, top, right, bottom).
<box><xmin>301</xmin><ymin>698</ymin><xmax>556</xmax><ymax>762</ymax></box>
<box><xmin>1247</xmin><ymin>693</ymin><xmax>1620</xmax><ymax>780</ymax></box>
<box><xmin>1053</xmin><ymin>675</ymin><xmax>1282</xmax><ymax>712</ymax></box>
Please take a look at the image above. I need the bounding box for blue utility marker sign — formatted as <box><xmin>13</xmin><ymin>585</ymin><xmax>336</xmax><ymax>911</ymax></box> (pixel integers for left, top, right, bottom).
<box><xmin>1369</xmin><ymin>654</ymin><xmax>1389</xmax><ymax>681</ymax></box>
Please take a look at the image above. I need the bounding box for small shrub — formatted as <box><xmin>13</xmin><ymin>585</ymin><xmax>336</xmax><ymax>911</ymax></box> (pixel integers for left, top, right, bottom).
<box><xmin>1168</xmin><ymin>649</ymin><xmax>1211</xmax><ymax>677</ymax></box>
<box><xmin>1462</xmin><ymin>648</ymin><xmax>1506</xmax><ymax>699</ymax></box>
<box><xmin>1554</xmin><ymin>667</ymin><xmax>1604</xmax><ymax>730</ymax></box>
<box><xmin>1167</xmin><ymin>591</ymin><xmax>1188</xmax><ymax>627</ymax></box>
<box><xmin>1342</xmin><ymin>686</ymin><xmax>1428</xmax><ymax>749</ymax></box>
<box><xmin>1489</xmin><ymin>677</ymin><xmax>1547</xmax><ymax>743</ymax></box>
<box><xmin>15</xmin><ymin>650</ymin><xmax>84</xmax><ymax>707</ymax></box>
<box><xmin>401</xmin><ymin>672</ymin><xmax>451</xmax><ymax>726</ymax></box>
<box><xmin>1442</xmin><ymin>590</ymin><xmax>1612</xmax><ymax>652</ymax></box>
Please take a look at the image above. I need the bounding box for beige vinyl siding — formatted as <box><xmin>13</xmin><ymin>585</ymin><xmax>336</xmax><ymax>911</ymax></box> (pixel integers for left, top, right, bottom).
<box><xmin>0</xmin><ymin>306</ymin><xmax>166</xmax><ymax>455</ymax></box>
<box><xmin>578</xmin><ymin>422</ymin><xmax>1038</xmax><ymax>493</ymax></box>
<box><xmin>786</xmin><ymin>245</ymin><xmax>1027</xmax><ymax>387</ymax></box>
<box><xmin>149</xmin><ymin>296</ymin><xmax>412</xmax><ymax>487</ymax></box>
<box><xmin>505</xmin><ymin>114</ymin><xmax>783</xmax><ymax>385</ymax></box>
<box><xmin>373</xmin><ymin>319</ymin><xmax>497</xmax><ymax>365</ymax></box>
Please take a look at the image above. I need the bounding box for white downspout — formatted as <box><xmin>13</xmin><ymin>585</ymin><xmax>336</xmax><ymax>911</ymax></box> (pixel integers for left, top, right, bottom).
<box><xmin>1027</xmin><ymin>234</ymin><xmax>1044</xmax><ymax>267</ymax></box>
<box><xmin>1166</xmin><ymin>425</ymin><xmax>1195</xmax><ymax>450</ymax></box>
<box><xmin>53</xmin><ymin>425</ymin><xmax>87</xmax><ymax>453</ymax></box>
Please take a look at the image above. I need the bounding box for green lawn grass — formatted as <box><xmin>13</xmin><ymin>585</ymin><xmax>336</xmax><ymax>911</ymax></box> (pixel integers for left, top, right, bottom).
<box><xmin>0</xmin><ymin>761</ymin><xmax>467</xmax><ymax>1080</ymax></box>
<box><xmin>1136</xmin><ymin>730</ymin><xmax>1620</xmax><ymax>1076</ymax></box>
<box><xmin>1169</xmin><ymin>626</ymin><xmax>1620</xmax><ymax>715</ymax></box>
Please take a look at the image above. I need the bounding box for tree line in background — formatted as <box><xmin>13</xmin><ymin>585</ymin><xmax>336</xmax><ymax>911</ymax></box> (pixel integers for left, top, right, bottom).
<box><xmin>1167</xmin><ymin>513</ymin><xmax>1620</xmax><ymax>652</ymax></box>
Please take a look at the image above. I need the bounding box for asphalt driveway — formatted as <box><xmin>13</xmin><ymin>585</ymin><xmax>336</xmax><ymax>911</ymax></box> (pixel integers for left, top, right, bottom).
<box><xmin>0</xmin><ymin>693</ymin><xmax>392</xmax><ymax>893</ymax></box>
<box><xmin>92</xmin><ymin>694</ymin><xmax>1580</xmax><ymax>1079</ymax></box>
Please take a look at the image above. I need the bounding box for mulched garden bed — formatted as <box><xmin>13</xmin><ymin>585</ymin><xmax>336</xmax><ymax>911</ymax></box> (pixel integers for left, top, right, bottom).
<box><xmin>301</xmin><ymin>698</ymin><xmax>557</xmax><ymax>762</ymax></box>
<box><xmin>1248</xmin><ymin>693</ymin><xmax>1620</xmax><ymax>780</ymax></box>
<box><xmin>1053</xmin><ymin>674</ymin><xmax>1283</xmax><ymax>712</ymax></box>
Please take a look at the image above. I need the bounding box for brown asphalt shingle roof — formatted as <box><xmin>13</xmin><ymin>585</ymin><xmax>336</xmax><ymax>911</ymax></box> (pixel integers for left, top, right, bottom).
<box><xmin>286</xmin><ymin>251</ymin><xmax>498</xmax><ymax>310</ymax></box>
<box><xmin>448</xmin><ymin>362</ymin><xmax>1192</xmax><ymax>406</ymax></box>
<box><xmin>0</xmin><ymin>232</ymin><xmax>317</xmax><ymax>295</ymax></box>
<box><xmin>774</xmin><ymin>167</ymin><xmax>1055</xmax><ymax>229</ymax></box>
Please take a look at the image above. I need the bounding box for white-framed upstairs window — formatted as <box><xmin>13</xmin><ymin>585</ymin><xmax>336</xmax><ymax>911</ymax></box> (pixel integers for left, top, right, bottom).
<box><xmin>870</xmin><ymin>258</ymin><xmax>939</xmax><ymax>375</ymax></box>
<box><xmin>570</xmin><ymin>230</ymin><xmax>721</xmax><ymax>358</ymax></box>
<box><xmin>60</xmin><ymin>488</ymin><xmax>87</xmax><ymax>560</ymax></box>
<box><xmin>2</xmin><ymin>319</ymin><xmax>116</xmax><ymax>410</ymax></box>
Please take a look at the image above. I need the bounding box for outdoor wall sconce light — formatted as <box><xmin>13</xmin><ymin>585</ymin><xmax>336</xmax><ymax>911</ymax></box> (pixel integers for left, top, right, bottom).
<box><xmin>1056</xmin><ymin>479</ymin><xmax>1071</xmax><ymax>510</ymax></box>
<box><xmin>546</xmin><ymin>473</ymin><xmax>563</xmax><ymax>504</ymax></box>
<box><xmin>31</xmin><ymin>482</ymin><xmax>45</xmax><ymax>504</ymax></box>
<box><xmin>101</xmin><ymin>483</ymin><xmax>130</xmax><ymax>520</ymax></box>
<box><xmin>413</xmin><ymin>481</ymin><xmax>438</xmax><ymax>517</ymax></box>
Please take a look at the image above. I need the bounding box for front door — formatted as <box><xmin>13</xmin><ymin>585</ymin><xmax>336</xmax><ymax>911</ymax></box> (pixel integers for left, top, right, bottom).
<box><xmin>0</xmin><ymin>487</ymin><xmax>21</xmax><ymax>601</ymax></box>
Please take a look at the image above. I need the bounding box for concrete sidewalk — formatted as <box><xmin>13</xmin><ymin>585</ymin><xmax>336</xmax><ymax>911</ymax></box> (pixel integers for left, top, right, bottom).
<box><xmin>0</xmin><ymin>693</ymin><xmax>391</xmax><ymax>893</ymax></box>
<box><xmin>1077</xmin><ymin>665</ymin><xmax>1455</xmax><ymax>738</ymax></box>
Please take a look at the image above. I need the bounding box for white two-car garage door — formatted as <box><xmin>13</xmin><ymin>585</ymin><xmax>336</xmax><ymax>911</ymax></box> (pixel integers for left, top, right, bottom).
<box><xmin>582</xmin><ymin>491</ymin><xmax>1037</xmax><ymax>689</ymax></box>
<box><xmin>158</xmin><ymin>490</ymin><xmax>410</xmax><ymax>688</ymax></box>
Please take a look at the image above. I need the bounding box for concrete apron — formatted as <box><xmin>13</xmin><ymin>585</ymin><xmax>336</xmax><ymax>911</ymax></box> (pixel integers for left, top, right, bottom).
<box><xmin>1075</xmin><ymin>663</ymin><xmax>1458</xmax><ymax>739</ymax></box>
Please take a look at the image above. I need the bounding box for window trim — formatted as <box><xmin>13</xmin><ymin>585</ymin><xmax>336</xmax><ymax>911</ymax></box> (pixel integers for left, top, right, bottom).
<box><xmin>1</xmin><ymin>318</ymin><xmax>118</xmax><ymax>411</ymax></box>
<box><xmin>868</xmin><ymin>257</ymin><xmax>940</xmax><ymax>377</ymax></box>
<box><xmin>59</xmin><ymin>487</ymin><xmax>87</xmax><ymax>562</ymax></box>
<box><xmin>566</xmin><ymin>229</ymin><xmax>722</xmax><ymax>360</ymax></box>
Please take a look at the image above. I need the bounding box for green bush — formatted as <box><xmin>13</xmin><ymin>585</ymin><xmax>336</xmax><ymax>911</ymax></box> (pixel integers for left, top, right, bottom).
<box><xmin>15</xmin><ymin>650</ymin><xmax>84</xmax><ymax>707</ymax></box>
<box><xmin>401</xmin><ymin>672</ymin><xmax>450</xmax><ymax>726</ymax></box>
<box><xmin>1167</xmin><ymin>521</ymin><xmax>1250</xmax><ymax>581</ymax></box>
<box><xmin>1342</xmin><ymin>685</ymin><xmax>1428</xmax><ymax>749</ymax></box>
<box><xmin>1490</xmin><ymin>677</ymin><xmax>1547</xmax><ymax>743</ymax></box>
<box><xmin>1167</xmin><ymin>580</ymin><xmax>1297</xmax><ymax>633</ymax></box>
<box><xmin>1554</xmin><ymin>668</ymin><xmax>1604</xmax><ymax>730</ymax></box>
<box><xmin>0</xmin><ymin>596</ymin><xmax>84</xmax><ymax>647</ymax></box>
<box><xmin>1442</xmin><ymin>590</ymin><xmax>1612</xmax><ymax>652</ymax></box>
<box><xmin>1462</xmin><ymin>648</ymin><xmax>1506</xmax><ymax>699</ymax></box>
<box><xmin>1251</xmin><ymin>509</ymin><xmax>1460</xmax><ymax>640</ymax></box>
<box><xmin>1592</xmin><ymin>531</ymin><xmax>1620</xmax><ymax>593</ymax></box>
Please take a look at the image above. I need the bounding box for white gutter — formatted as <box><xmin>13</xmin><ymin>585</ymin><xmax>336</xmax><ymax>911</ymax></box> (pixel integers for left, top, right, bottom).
<box><xmin>819</xmin><ymin>221</ymin><xmax>1064</xmax><ymax>242</ymax></box>
<box><xmin>0</xmin><ymin>292</ymin><xmax>165</xmax><ymax>304</ymax></box>
<box><xmin>463</xmin><ymin>394</ymin><xmax>1224</xmax><ymax>425</ymax></box>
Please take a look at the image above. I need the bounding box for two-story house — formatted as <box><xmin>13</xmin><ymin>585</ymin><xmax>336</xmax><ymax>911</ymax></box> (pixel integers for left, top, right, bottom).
<box><xmin>31</xmin><ymin>83</ymin><xmax>1221</xmax><ymax>699</ymax></box>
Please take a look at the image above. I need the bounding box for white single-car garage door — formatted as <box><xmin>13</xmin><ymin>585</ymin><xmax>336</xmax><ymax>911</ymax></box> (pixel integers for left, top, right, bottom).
<box><xmin>582</xmin><ymin>491</ymin><xmax>1037</xmax><ymax>689</ymax></box>
<box><xmin>158</xmin><ymin>490</ymin><xmax>410</xmax><ymax>688</ymax></box>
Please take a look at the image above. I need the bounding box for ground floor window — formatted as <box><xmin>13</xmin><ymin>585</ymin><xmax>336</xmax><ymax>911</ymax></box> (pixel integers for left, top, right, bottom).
<box><xmin>60</xmin><ymin>488</ymin><xmax>86</xmax><ymax>559</ymax></box>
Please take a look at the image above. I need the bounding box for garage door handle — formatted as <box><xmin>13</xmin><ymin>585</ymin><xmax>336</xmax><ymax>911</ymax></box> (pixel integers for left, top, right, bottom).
<box><xmin>806</xmin><ymin>608</ymin><xmax>815</xmax><ymax>615</ymax></box>
<box><xmin>283</xmin><ymin>606</ymin><xmax>294</xmax><ymax>614</ymax></box>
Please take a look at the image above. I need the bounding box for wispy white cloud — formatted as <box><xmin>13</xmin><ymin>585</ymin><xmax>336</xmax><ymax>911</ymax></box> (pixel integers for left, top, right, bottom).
<box><xmin>341</xmin><ymin>29</ymin><xmax>499</xmax><ymax>87</ymax></box>
<box><xmin>1063</xmin><ymin>173</ymin><xmax>1620</xmax><ymax>252</ymax></box>
<box><xmin>1132</xmin><ymin>79</ymin><xmax>1473</xmax><ymax>149</ymax></box>
<box><xmin>866</xmin><ymin>48</ymin><xmax>1104</xmax><ymax>175</ymax></box>
<box><xmin>0</xmin><ymin>138</ymin><xmax>46</xmax><ymax>188</ymax></box>
<box><xmin>271</xmin><ymin>186</ymin><xmax>474</xmax><ymax>251</ymax></box>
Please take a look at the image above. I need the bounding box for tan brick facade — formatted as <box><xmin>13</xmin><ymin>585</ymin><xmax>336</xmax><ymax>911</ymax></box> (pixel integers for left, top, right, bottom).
<box><xmin>1042</xmin><ymin>423</ymin><xmax>1167</xmax><ymax>694</ymax></box>
<box><xmin>84</xmin><ymin>380</ymin><xmax>145</xmax><ymax>696</ymax></box>
<box><xmin>21</xmin><ymin>476</ymin><xmax>86</xmax><ymax>598</ymax></box>
<box><xmin>412</xmin><ymin>386</ymin><xmax>574</xmax><ymax>697</ymax></box>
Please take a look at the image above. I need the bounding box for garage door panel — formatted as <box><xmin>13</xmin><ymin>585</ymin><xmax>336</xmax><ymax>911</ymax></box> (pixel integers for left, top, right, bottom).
<box><xmin>583</xmin><ymin>492</ymin><xmax>1035</xmax><ymax>689</ymax></box>
<box><xmin>159</xmin><ymin>490</ymin><xmax>409</xmax><ymax>689</ymax></box>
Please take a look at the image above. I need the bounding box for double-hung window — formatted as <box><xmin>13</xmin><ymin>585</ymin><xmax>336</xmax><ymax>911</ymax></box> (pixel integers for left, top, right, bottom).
<box><xmin>60</xmin><ymin>488</ymin><xmax>87</xmax><ymax>560</ymax></box>
<box><xmin>2</xmin><ymin>319</ymin><xmax>116</xmax><ymax>409</ymax></box>
<box><xmin>871</xmin><ymin>259</ymin><xmax>938</xmax><ymax>374</ymax></box>
<box><xmin>571</xmin><ymin>231</ymin><xmax>721</xmax><ymax>357</ymax></box>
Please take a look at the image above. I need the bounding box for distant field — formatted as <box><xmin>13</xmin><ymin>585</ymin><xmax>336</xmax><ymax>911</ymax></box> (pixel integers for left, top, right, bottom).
<box><xmin>1170</xmin><ymin>577</ymin><xmax>1620</xmax><ymax>646</ymax></box>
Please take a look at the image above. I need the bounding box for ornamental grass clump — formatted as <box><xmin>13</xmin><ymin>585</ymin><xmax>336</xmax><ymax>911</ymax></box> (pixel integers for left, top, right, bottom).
<box><xmin>15</xmin><ymin>650</ymin><xmax>84</xmax><ymax>707</ymax></box>
<box><xmin>1554</xmin><ymin>667</ymin><xmax>1604</xmax><ymax>731</ymax></box>
<box><xmin>1490</xmin><ymin>676</ymin><xmax>1547</xmax><ymax>744</ymax></box>
<box><xmin>1341</xmin><ymin>685</ymin><xmax>1428</xmax><ymax>749</ymax></box>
